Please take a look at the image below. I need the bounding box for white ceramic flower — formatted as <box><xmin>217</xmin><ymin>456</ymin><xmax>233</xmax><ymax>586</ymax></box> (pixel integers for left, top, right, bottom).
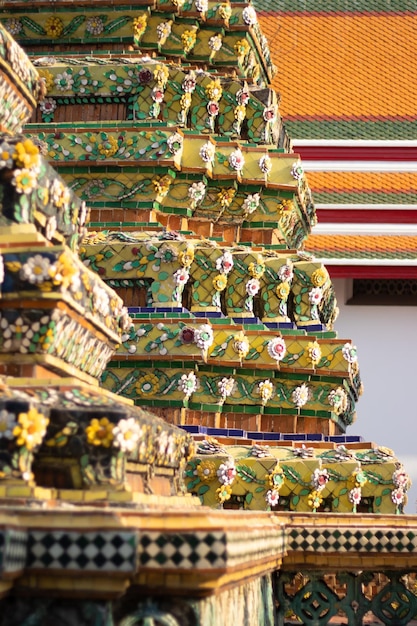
<box><xmin>167</xmin><ymin>132</ymin><xmax>183</xmax><ymax>154</ymax></box>
<box><xmin>182</xmin><ymin>72</ymin><xmax>197</xmax><ymax>93</ymax></box>
<box><xmin>217</xmin><ymin>459</ymin><xmax>236</xmax><ymax>485</ymax></box>
<box><xmin>328</xmin><ymin>387</ymin><xmax>348</xmax><ymax>415</ymax></box>
<box><xmin>348</xmin><ymin>487</ymin><xmax>362</xmax><ymax>506</ymax></box>
<box><xmin>112</xmin><ymin>418</ymin><xmax>142</xmax><ymax>453</ymax></box>
<box><xmin>392</xmin><ymin>468</ymin><xmax>410</xmax><ymax>490</ymax></box>
<box><xmin>173</xmin><ymin>268</ymin><xmax>190</xmax><ymax>285</ymax></box>
<box><xmin>194</xmin><ymin>324</ymin><xmax>214</xmax><ymax>350</ymax></box>
<box><xmin>5</xmin><ymin>18</ymin><xmax>23</xmax><ymax>36</ymax></box>
<box><xmin>54</xmin><ymin>71</ymin><xmax>74</xmax><ymax>91</ymax></box>
<box><xmin>233</xmin><ymin>336</ymin><xmax>249</xmax><ymax>358</ymax></box>
<box><xmin>342</xmin><ymin>342</ymin><xmax>358</xmax><ymax>363</ymax></box>
<box><xmin>199</xmin><ymin>142</ymin><xmax>215</xmax><ymax>163</ymax></box>
<box><xmin>267</xmin><ymin>336</ymin><xmax>286</xmax><ymax>362</ymax></box>
<box><xmin>308</xmin><ymin>341</ymin><xmax>322</xmax><ymax>366</ymax></box>
<box><xmin>292</xmin><ymin>383</ymin><xmax>310</xmax><ymax>408</ymax></box>
<box><xmin>265</xmin><ymin>489</ymin><xmax>279</xmax><ymax>507</ymax></box>
<box><xmin>311</xmin><ymin>468</ymin><xmax>329</xmax><ymax>491</ymax></box>
<box><xmin>156</xmin><ymin>21</ymin><xmax>172</xmax><ymax>41</ymax></box>
<box><xmin>178</xmin><ymin>372</ymin><xmax>198</xmax><ymax>397</ymax></box>
<box><xmin>188</xmin><ymin>181</ymin><xmax>206</xmax><ymax>204</ymax></box>
<box><xmin>242</xmin><ymin>193</ymin><xmax>260</xmax><ymax>214</ymax></box>
<box><xmin>86</xmin><ymin>16</ymin><xmax>104</xmax><ymax>35</ymax></box>
<box><xmin>209</xmin><ymin>34</ymin><xmax>223</xmax><ymax>52</ymax></box>
<box><xmin>258</xmin><ymin>379</ymin><xmax>274</xmax><ymax>404</ymax></box>
<box><xmin>216</xmin><ymin>251</ymin><xmax>234</xmax><ymax>274</ymax></box>
<box><xmin>259</xmin><ymin>154</ymin><xmax>272</xmax><ymax>175</ymax></box>
<box><xmin>263</xmin><ymin>106</ymin><xmax>277</xmax><ymax>123</ymax></box>
<box><xmin>309</xmin><ymin>287</ymin><xmax>323</xmax><ymax>305</ymax></box>
<box><xmin>391</xmin><ymin>488</ymin><xmax>405</xmax><ymax>505</ymax></box>
<box><xmin>242</xmin><ymin>6</ymin><xmax>257</xmax><ymax>25</ymax></box>
<box><xmin>291</xmin><ymin>162</ymin><xmax>304</xmax><ymax>180</ymax></box>
<box><xmin>246</xmin><ymin>278</ymin><xmax>260</xmax><ymax>296</ymax></box>
<box><xmin>20</xmin><ymin>255</ymin><xmax>52</xmax><ymax>284</ymax></box>
<box><xmin>39</xmin><ymin>98</ymin><xmax>57</xmax><ymax>115</ymax></box>
<box><xmin>218</xmin><ymin>377</ymin><xmax>235</xmax><ymax>399</ymax></box>
<box><xmin>229</xmin><ymin>148</ymin><xmax>245</xmax><ymax>172</ymax></box>
<box><xmin>278</xmin><ymin>262</ymin><xmax>293</xmax><ymax>282</ymax></box>
<box><xmin>195</xmin><ymin>0</ymin><xmax>208</xmax><ymax>12</ymax></box>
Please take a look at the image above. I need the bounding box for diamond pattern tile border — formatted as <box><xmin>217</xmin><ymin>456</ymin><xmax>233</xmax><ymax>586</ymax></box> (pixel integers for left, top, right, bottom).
<box><xmin>289</xmin><ymin>526</ymin><xmax>417</xmax><ymax>553</ymax></box>
<box><xmin>27</xmin><ymin>530</ymin><xmax>138</xmax><ymax>572</ymax></box>
<box><xmin>138</xmin><ymin>531</ymin><xmax>227</xmax><ymax>570</ymax></box>
<box><xmin>138</xmin><ymin>528</ymin><xmax>287</xmax><ymax>570</ymax></box>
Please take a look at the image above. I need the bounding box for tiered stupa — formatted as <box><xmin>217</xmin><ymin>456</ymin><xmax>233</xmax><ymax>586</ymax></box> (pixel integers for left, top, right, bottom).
<box><xmin>0</xmin><ymin>2</ymin><xmax>415</xmax><ymax>626</ymax></box>
<box><xmin>8</xmin><ymin>0</ymin><xmax>406</xmax><ymax>514</ymax></box>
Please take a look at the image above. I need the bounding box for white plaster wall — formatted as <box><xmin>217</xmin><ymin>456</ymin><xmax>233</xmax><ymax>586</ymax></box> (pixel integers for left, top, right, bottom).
<box><xmin>333</xmin><ymin>278</ymin><xmax>417</xmax><ymax>513</ymax></box>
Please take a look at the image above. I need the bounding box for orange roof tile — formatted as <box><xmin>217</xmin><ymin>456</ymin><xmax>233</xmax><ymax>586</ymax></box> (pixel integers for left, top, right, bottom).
<box><xmin>258</xmin><ymin>13</ymin><xmax>417</xmax><ymax>122</ymax></box>
<box><xmin>305</xmin><ymin>234</ymin><xmax>417</xmax><ymax>259</ymax></box>
<box><xmin>307</xmin><ymin>171</ymin><xmax>417</xmax><ymax>193</ymax></box>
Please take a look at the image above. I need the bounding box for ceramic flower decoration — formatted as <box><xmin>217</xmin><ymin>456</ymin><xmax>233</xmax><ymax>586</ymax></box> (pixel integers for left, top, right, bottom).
<box><xmin>267</xmin><ymin>337</ymin><xmax>286</xmax><ymax>362</ymax></box>
<box><xmin>217</xmin><ymin>459</ymin><xmax>236</xmax><ymax>485</ymax></box>
<box><xmin>342</xmin><ymin>342</ymin><xmax>358</xmax><ymax>364</ymax></box>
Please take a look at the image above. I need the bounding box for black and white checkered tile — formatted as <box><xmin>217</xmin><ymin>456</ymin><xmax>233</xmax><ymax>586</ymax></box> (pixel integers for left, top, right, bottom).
<box><xmin>289</xmin><ymin>526</ymin><xmax>417</xmax><ymax>553</ymax></box>
<box><xmin>138</xmin><ymin>531</ymin><xmax>227</xmax><ymax>569</ymax></box>
<box><xmin>138</xmin><ymin>527</ymin><xmax>287</xmax><ymax>570</ymax></box>
<box><xmin>27</xmin><ymin>530</ymin><xmax>138</xmax><ymax>572</ymax></box>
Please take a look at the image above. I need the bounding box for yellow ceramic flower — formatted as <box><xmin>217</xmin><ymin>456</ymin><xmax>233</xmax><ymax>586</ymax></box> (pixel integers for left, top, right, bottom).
<box><xmin>197</xmin><ymin>460</ymin><xmax>217</xmax><ymax>482</ymax></box>
<box><xmin>98</xmin><ymin>136</ymin><xmax>118</xmax><ymax>157</ymax></box>
<box><xmin>276</xmin><ymin>282</ymin><xmax>290</xmax><ymax>300</ymax></box>
<box><xmin>45</xmin><ymin>16</ymin><xmax>64</xmax><ymax>38</ymax></box>
<box><xmin>278</xmin><ymin>199</ymin><xmax>293</xmax><ymax>214</ymax></box>
<box><xmin>12</xmin><ymin>169</ymin><xmax>37</xmax><ymax>195</ymax></box>
<box><xmin>218</xmin><ymin>3</ymin><xmax>232</xmax><ymax>22</ymax></box>
<box><xmin>85</xmin><ymin>417</ymin><xmax>114</xmax><ymax>447</ymax></box>
<box><xmin>233</xmin><ymin>331</ymin><xmax>249</xmax><ymax>358</ymax></box>
<box><xmin>132</xmin><ymin>14</ymin><xmax>148</xmax><ymax>38</ymax></box>
<box><xmin>181</xmin><ymin>30</ymin><xmax>197</xmax><ymax>54</ymax></box>
<box><xmin>213</xmin><ymin>274</ymin><xmax>227</xmax><ymax>291</ymax></box>
<box><xmin>13</xmin><ymin>139</ymin><xmax>40</xmax><ymax>171</ymax></box>
<box><xmin>234</xmin><ymin>104</ymin><xmax>246</xmax><ymax>122</ymax></box>
<box><xmin>178</xmin><ymin>247</ymin><xmax>194</xmax><ymax>267</ymax></box>
<box><xmin>152</xmin><ymin>175</ymin><xmax>172</xmax><ymax>197</ymax></box>
<box><xmin>234</xmin><ymin>39</ymin><xmax>250</xmax><ymax>57</ymax></box>
<box><xmin>216</xmin><ymin>483</ymin><xmax>232</xmax><ymax>503</ymax></box>
<box><xmin>248</xmin><ymin>258</ymin><xmax>265</xmax><ymax>279</ymax></box>
<box><xmin>307</xmin><ymin>341</ymin><xmax>322</xmax><ymax>366</ymax></box>
<box><xmin>49</xmin><ymin>252</ymin><xmax>77</xmax><ymax>289</ymax></box>
<box><xmin>217</xmin><ymin>188</ymin><xmax>236</xmax><ymax>207</ymax></box>
<box><xmin>13</xmin><ymin>408</ymin><xmax>49</xmax><ymax>451</ymax></box>
<box><xmin>205</xmin><ymin>78</ymin><xmax>222</xmax><ymax>102</ymax></box>
<box><xmin>153</xmin><ymin>64</ymin><xmax>170</xmax><ymax>87</ymax></box>
<box><xmin>136</xmin><ymin>373</ymin><xmax>160</xmax><ymax>396</ymax></box>
<box><xmin>180</xmin><ymin>93</ymin><xmax>192</xmax><ymax>109</ymax></box>
<box><xmin>311</xmin><ymin>267</ymin><xmax>329</xmax><ymax>288</ymax></box>
<box><xmin>267</xmin><ymin>466</ymin><xmax>284</xmax><ymax>490</ymax></box>
<box><xmin>38</xmin><ymin>69</ymin><xmax>54</xmax><ymax>93</ymax></box>
<box><xmin>308</xmin><ymin>490</ymin><xmax>323</xmax><ymax>510</ymax></box>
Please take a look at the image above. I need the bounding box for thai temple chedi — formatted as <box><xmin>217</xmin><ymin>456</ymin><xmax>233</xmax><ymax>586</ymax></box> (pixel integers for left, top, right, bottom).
<box><xmin>0</xmin><ymin>0</ymin><xmax>414</xmax><ymax>624</ymax></box>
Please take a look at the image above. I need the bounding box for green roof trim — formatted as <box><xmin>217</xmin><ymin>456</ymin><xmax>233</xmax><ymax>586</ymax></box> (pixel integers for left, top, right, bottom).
<box><xmin>304</xmin><ymin>247</ymin><xmax>417</xmax><ymax>261</ymax></box>
<box><xmin>285</xmin><ymin>120</ymin><xmax>417</xmax><ymax>141</ymax></box>
<box><xmin>254</xmin><ymin>0</ymin><xmax>417</xmax><ymax>13</ymax></box>
<box><xmin>313</xmin><ymin>192</ymin><xmax>417</xmax><ymax>204</ymax></box>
